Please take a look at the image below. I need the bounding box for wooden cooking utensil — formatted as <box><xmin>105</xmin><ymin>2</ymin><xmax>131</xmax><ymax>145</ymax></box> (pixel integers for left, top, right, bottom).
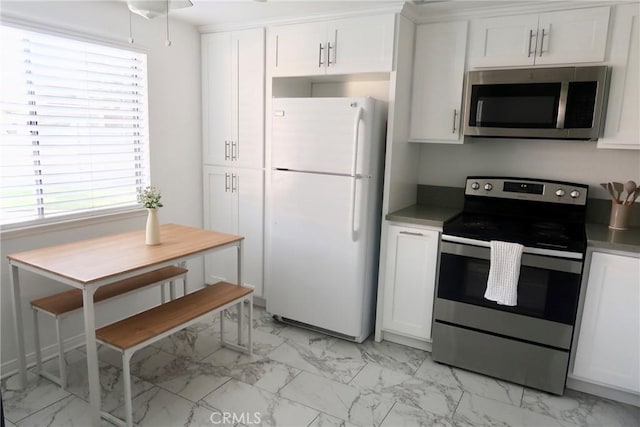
<box><xmin>608</xmin><ymin>182</ymin><xmax>619</xmax><ymax>203</ymax></box>
<box><xmin>623</xmin><ymin>180</ymin><xmax>637</xmax><ymax>204</ymax></box>
<box><xmin>612</xmin><ymin>182</ymin><xmax>624</xmax><ymax>202</ymax></box>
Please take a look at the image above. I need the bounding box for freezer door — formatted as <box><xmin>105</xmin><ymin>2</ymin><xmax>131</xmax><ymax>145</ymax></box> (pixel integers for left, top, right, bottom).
<box><xmin>271</xmin><ymin>97</ymin><xmax>375</xmax><ymax>175</ymax></box>
<box><xmin>267</xmin><ymin>170</ymin><xmax>371</xmax><ymax>338</ymax></box>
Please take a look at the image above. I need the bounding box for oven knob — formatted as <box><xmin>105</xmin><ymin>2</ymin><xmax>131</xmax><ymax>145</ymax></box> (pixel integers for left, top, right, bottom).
<box><xmin>484</xmin><ymin>183</ymin><xmax>493</xmax><ymax>191</ymax></box>
<box><xmin>570</xmin><ymin>190</ymin><xmax>580</xmax><ymax>198</ymax></box>
<box><xmin>471</xmin><ymin>182</ymin><xmax>480</xmax><ymax>190</ymax></box>
<box><xmin>555</xmin><ymin>189</ymin><xmax>566</xmax><ymax>197</ymax></box>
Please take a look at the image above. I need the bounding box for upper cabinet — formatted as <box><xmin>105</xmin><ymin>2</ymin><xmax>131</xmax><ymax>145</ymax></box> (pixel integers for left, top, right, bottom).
<box><xmin>269</xmin><ymin>14</ymin><xmax>395</xmax><ymax>77</ymax></box>
<box><xmin>599</xmin><ymin>3</ymin><xmax>640</xmax><ymax>150</ymax></box>
<box><xmin>202</xmin><ymin>28</ymin><xmax>264</xmax><ymax>168</ymax></box>
<box><xmin>409</xmin><ymin>21</ymin><xmax>468</xmax><ymax>143</ymax></box>
<box><xmin>470</xmin><ymin>6</ymin><xmax>610</xmax><ymax>68</ymax></box>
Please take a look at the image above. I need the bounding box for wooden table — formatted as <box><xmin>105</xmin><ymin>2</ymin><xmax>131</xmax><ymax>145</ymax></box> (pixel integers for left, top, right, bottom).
<box><xmin>7</xmin><ymin>224</ymin><xmax>243</xmax><ymax>425</ymax></box>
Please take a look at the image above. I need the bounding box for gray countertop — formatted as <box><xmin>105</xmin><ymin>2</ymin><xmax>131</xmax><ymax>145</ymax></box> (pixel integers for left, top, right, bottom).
<box><xmin>586</xmin><ymin>223</ymin><xmax>640</xmax><ymax>254</ymax></box>
<box><xmin>385</xmin><ymin>204</ymin><xmax>460</xmax><ymax>229</ymax></box>
<box><xmin>387</xmin><ymin>204</ymin><xmax>640</xmax><ymax>254</ymax></box>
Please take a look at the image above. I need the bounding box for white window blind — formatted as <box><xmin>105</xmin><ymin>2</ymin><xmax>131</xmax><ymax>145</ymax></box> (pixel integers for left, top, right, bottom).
<box><xmin>0</xmin><ymin>24</ymin><xmax>149</xmax><ymax>228</ymax></box>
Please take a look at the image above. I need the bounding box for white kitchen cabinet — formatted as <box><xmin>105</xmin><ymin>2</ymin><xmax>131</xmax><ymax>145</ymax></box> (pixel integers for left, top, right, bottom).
<box><xmin>409</xmin><ymin>21</ymin><xmax>468</xmax><ymax>143</ymax></box>
<box><xmin>381</xmin><ymin>225</ymin><xmax>439</xmax><ymax>341</ymax></box>
<box><xmin>470</xmin><ymin>6</ymin><xmax>610</xmax><ymax>67</ymax></box>
<box><xmin>573</xmin><ymin>251</ymin><xmax>640</xmax><ymax>393</ymax></box>
<box><xmin>202</xmin><ymin>28</ymin><xmax>264</xmax><ymax>168</ymax></box>
<box><xmin>203</xmin><ymin>166</ymin><xmax>264</xmax><ymax>297</ymax></box>
<box><xmin>269</xmin><ymin>14</ymin><xmax>394</xmax><ymax>77</ymax></box>
<box><xmin>599</xmin><ymin>3</ymin><xmax>640</xmax><ymax>150</ymax></box>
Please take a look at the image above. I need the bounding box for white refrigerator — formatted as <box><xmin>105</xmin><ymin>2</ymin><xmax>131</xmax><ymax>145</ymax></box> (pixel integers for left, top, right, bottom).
<box><xmin>267</xmin><ymin>97</ymin><xmax>386</xmax><ymax>343</ymax></box>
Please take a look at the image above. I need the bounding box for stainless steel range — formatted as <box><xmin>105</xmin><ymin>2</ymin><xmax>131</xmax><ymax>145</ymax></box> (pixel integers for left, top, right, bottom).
<box><xmin>432</xmin><ymin>176</ymin><xmax>589</xmax><ymax>395</ymax></box>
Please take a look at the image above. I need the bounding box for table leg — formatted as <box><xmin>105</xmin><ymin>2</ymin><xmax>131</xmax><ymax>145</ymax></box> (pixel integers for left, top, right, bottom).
<box><xmin>237</xmin><ymin>241</ymin><xmax>244</xmax><ymax>346</ymax></box>
<box><xmin>9</xmin><ymin>264</ymin><xmax>27</xmax><ymax>388</ymax></box>
<box><xmin>82</xmin><ymin>287</ymin><xmax>101</xmax><ymax>425</ymax></box>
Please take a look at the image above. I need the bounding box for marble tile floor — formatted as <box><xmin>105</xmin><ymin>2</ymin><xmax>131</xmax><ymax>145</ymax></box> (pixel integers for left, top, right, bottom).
<box><xmin>2</xmin><ymin>306</ymin><xmax>639</xmax><ymax>427</ymax></box>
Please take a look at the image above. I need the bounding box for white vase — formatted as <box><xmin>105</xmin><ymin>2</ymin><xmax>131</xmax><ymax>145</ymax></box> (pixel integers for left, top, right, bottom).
<box><xmin>145</xmin><ymin>208</ymin><xmax>161</xmax><ymax>245</ymax></box>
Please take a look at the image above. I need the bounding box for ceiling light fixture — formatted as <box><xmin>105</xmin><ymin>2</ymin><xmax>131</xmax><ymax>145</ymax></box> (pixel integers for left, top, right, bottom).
<box><xmin>126</xmin><ymin>0</ymin><xmax>193</xmax><ymax>46</ymax></box>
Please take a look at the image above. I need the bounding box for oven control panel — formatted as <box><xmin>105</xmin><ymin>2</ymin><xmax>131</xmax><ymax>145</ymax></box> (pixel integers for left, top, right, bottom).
<box><xmin>465</xmin><ymin>177</ymin><xmax>588</xmax><ymax>205</ymax></box>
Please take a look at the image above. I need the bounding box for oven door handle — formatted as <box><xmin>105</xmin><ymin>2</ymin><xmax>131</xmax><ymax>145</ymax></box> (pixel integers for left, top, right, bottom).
<box><xmin>441</xmin><ymin>235</ymin><xmax>583</xmax><ymax>260</ymax></box>
<box><xmin>440</xmin><ymin>239</ymin><xmax>583</xmax><ymax>274</ymax></box>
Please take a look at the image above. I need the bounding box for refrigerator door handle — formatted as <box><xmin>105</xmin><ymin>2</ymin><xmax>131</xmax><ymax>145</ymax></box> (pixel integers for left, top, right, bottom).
<box><xmin>349</xmin><ymin>106</ymin><xmax>364</xmax><ymax>242</ymax></box>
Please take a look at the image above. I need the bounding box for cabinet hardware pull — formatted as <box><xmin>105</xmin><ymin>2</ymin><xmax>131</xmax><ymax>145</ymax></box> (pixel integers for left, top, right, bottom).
<box><xmin>224</xmin><ymin>140</ymin><xmax>230</xmax><ymax>161</ymax></box>
<box><xmin>400</xmin><ymin>231</ymin><xmax>424</xmax><ymax>237</ymax></box>
<box><xmin>232</xmin><ymin>140</ymin><xmax>238</xmax><ymax>161</ymax></box>
<box><xmin>327</xmin><ymin>42</ymin><xmax>334</xmax><ymax>66</ymax></box>
<box><xmin>232</xmin><ymin>173</ymin><xmax>238</xmax><ymax>192</ymax></box>
<box><xmin>528</xmin><ymin>29</ymin><xmax>536</xmax><ymax>57</ymax></box>
<box><xmin>452</xmin><ymin>109</ymin><xmax>458</xmax><ymax>133</ymax></box>
<box><xmin>224</xmin><ymin>173</ymin><xmax>230</xmax><ymax>192</ymax></box>
<box><xmin>275</xmin><ymin>35</ymin><xmax>279</xmax><ymax>68</ymax></box>
<box><xmin>318</xmin><ymin>43</ymin><xmax>324</xmax><ymax>67</ymax></box>
<box><xmin>539</xmin><ymin>28</ymin><xmax>547</xmax><ymax>57</ymax></box>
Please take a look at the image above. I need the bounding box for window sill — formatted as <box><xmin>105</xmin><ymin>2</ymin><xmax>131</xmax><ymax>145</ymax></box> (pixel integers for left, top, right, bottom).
<box><xmin>0</xmin><ymin>209</ymin><xmax>147</xmax><ymax>241</ymax></box>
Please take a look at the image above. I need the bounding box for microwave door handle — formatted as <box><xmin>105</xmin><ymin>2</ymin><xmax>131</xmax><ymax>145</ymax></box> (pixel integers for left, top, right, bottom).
<box><xmin>556</xmin><ymin>82</ymin><xmax>569</xmax><ymax>129</ymax></box>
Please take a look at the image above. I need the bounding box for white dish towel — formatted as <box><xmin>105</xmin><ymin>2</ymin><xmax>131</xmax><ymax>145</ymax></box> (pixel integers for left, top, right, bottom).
<box><xmin>484</xmin><ymin>240</ymin><xmax>524</xmax><ymax>306</ymax></box>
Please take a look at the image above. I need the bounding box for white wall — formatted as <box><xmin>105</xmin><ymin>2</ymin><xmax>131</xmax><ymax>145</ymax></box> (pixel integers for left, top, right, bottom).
<box><xmin>418</xmin><ymin>138</ymin><xmax>640</xmax><ymax>200</ymax></box>
<box><xmin>0</xmin><ymin>1</ymin><xmax>202</xmax><ymax>375</ymax></box>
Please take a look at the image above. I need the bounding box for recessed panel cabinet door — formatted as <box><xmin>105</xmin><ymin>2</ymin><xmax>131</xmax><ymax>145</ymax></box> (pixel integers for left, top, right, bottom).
<box><xmin>599</xmin><ymin>4</ymin><xmax>640</xmax><ymax>149</ymax></box>
<box><xmin>236</xmin><ymin>168</ymin><xmax>264</xmax><ymax>296</ymax></box>
<box><xmin>536</xmin><ymin>7</ymin><xmax>610</xmax><ymax>65</ymax></box>
<box><xmin>203</xmin><ymin>166</ymin><xmax>238</xmax><ymax>285</ymax></box>
<box><xmin>233</xmin><ymin>28</ymin><xmax>265</xmax><ymax>168</ymax></box>
<box><xmin>410</xmin><ymin>21</ymin><xmax>468</xmax><ymax>143</ymax></box>
<box><xmin>470</xmin><ymin>14</ymin><xmax>539</xmax><ymax>68</ymax></box>
<box><xmin>382</xmin><ymin>225</ymin><xmax>439</xmax><ymax>340</ymax></box>
<box><xmin>202</xmin><ymin>33</ymin><xmax>232</xmax><ymax>166</ymax></box>
<box><xmin>573</xmin><ymin>252</ymin><xmax>640</xmax><ymax>393</ymax></box>
<box><xmin>270</xmin><ymin>22</ymin><xmax>327</xmax><ymax>77</ymax></box>
<box><xmin>326</xmin><ymin>14</ymin><xmax>394</xmax><ymax>75</ymax></box>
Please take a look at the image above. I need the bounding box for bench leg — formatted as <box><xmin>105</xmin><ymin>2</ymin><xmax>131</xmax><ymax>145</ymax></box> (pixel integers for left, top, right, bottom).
<box><xmin>56</xmin><ymin>317</ymin><xmax>67</xmax><ymax>389</ymax></box>
<box><xmin>122</xmin><ymin>351</ymin><xmax>134</xmax><ymax>427</ymax></box>
<box><xmin>169</xmin><ymin>280</ymin><xmax>176</xmax><ymax>300</ymax></box>
<box><xmin>183</xmin><ymin>276</ymin><xmax>187</xmax><ymax>297</ymax></box>
<box><xmin>248</xmin><ymin>297</ymin><xmax>253</xmax><ymax>356</ymax></box>
<box><xmin>220</xmin><ymin>311</ymin><xmax>225</xmax><ymax>346</ymax></box>
<box><xmin>161</xmin><ymin>284</ymin><xmax>166</xmax><ymax>304</ymax></box>
<box><xmin>237</xmin><ymin>300</ymin><xmax>244</xmax><ymax>346</ymax></box>
<box><xmin>32</xmin><ymin>309</ymin><xmax>43</xmax><ymax>375</ymax></box>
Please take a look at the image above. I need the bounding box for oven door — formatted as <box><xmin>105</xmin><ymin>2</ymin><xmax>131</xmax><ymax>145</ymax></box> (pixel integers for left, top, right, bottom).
<box><xmin>436</xmin><ymin>237</ymin><xmax>583</xmax><ymax>346</ymax></box>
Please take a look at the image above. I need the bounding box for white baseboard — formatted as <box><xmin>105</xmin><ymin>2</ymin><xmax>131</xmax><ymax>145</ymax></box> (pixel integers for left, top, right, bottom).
<box><xmin>378</xmin><ymin>330</ymin><xmax>432</xmax><ymax>352</ymax></box>
<box><xmin>566</xmin><ymin>376</ymin><xmax>640</xmax><ymax>407</ymax></box>
<box><xmin>1</xmin><ymin>332</ymin><xmax>86</xmax><ymax>380</ymax></box>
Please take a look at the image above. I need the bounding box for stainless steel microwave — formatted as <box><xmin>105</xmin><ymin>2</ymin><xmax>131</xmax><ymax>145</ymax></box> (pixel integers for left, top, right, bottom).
<box><xmin>463</xmin><ymin>66</ymin><xmax>609</xmax><ymax>140</ymax></box>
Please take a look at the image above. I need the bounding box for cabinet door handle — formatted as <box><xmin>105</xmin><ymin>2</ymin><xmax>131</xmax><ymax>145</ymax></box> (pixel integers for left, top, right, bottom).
<box><xmin>318</xmin><ymin>43</ymin><xmax>324</xmax><ymax>67</ymax></box>
<box><xmin>400</xmin><ymin>231</ymin><xmax>424</xmax><ymax>237</ymax></box>
<box><xmin>452</xmin><ymin>109</ymin><xmax>458</xmax><ymax>134</ymax></box>
<box><xmin>327</xmin><ymin>42</ymin><xmax>334</xmax><ymax>66</ymax></box>
<box><xmin>224</xmin><ymin>140</ymin><xmax>229</xmax><ymax>161</ymax></box>
<box><xmin>232</xmin><ymin>173</ymin><xmax>238</xmax><ymax>193</ymax></box>
<box><xmin>539</xmin><ymin>28</ymin><xmax>547</xmax><ymax>57</ymax></box>
<box><xmin>224</xmin><ymin>172</ymin><xmax>230</xmax><ymax>192</ymax></box>
<box><xmin>528</xmin><ymin>29</ymin><xmax>536</xmax><ymax>57</ymax></box>
<box><xmin>232</xmin><ymin>140</ymin><xmax>238</xmax><ymax>161</ymax></box>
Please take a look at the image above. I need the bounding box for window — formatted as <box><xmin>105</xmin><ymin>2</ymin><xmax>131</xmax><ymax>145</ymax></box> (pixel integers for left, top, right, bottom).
<box><xmin>0</xmin><ymin>24</ymin><xmax>149</xmax><ymax>228</ymax></box>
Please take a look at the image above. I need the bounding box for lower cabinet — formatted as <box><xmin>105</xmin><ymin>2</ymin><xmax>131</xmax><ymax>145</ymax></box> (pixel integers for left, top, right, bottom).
<box><xmin>572</xmin><ymin>251</ymin><xmax>640</xmax><ymax>393</ymax></box>
<box><xmin>203</xmin><ymin>166</ymin><xmax>264</xmax><ymax>297</ymax></box>
<box><xmin>380</xmin><ymin>224</ymin><xmax>440</xmax><ymax>341</ymax></box>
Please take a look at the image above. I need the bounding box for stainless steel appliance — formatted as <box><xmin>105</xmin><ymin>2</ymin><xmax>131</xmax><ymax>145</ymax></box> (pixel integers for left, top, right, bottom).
<box><xmin>432</xmin><ymin>176</ymin><xmax>589</xmax><ymax>395</ymax></box>
<box><xmin>463</xmin><ymin>66</ymin><xmax>609</xmax><ymax>140</ymax></box>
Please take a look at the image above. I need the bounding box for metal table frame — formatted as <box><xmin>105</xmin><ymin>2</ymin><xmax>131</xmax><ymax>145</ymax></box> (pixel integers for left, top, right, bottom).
<box><xmin>8</xmin><ymin>224</ymin><xmax>244</xmax><ymax>426</ymax></box>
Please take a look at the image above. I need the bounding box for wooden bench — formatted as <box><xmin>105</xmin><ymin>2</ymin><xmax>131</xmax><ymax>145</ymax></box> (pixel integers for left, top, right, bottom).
<box><xmin>31</xmin><ymin>265</ymin><xmax>188</xmax><ymax>389</ymax></box>
<box><xmin>96</xmin><ymin>281</ymin><xmax>254</xmax><ymax>427</ymax></box>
